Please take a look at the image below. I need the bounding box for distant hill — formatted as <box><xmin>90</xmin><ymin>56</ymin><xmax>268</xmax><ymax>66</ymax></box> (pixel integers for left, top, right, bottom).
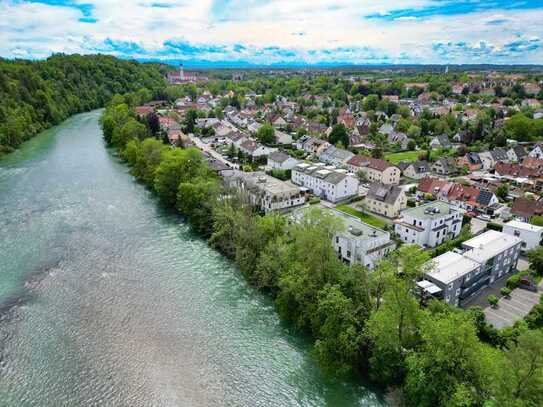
<box><xmin>0</xmin><ymin>54</ymin><xmax>166</xmax><ymax>153</ymax></box>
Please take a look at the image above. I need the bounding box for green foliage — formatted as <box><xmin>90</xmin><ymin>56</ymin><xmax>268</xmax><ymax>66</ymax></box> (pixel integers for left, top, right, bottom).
<box><xmin>527</xmin><ymin>246</ymin><xmax>543</xmax><ymax>275</ymax></box>
<box><xmin>530</xmin><ymin>215</ymin><xmax>543</xmax><ymax>226</ymax></box>
<box><xmin>495</xmin><ymin>184</ymin><xmax>509</xmax><ymax>200</ymax></box>
<box><xmin>328</xmin><ymin>123</ymin><xmax>349</xmax><ymax>147</ymax></box>
<box><xmin>500</xmin><ymin>287</ymin><xmax>512</xmax><ymax>298</ymax></box>
<box><xmin>488</xmin><ymin>294</ymin><xmax>499</xmax><ymax>308</ymax></box>
<box><xmin>256</xmin><ymin>123</ymin><xmax>276</xmax><ymax>145</ymax></box>
<box><xmin>404</xmin><ymin>312</ymin><xmax>501</xmax><ymax>406</ymax></box>
<box><xmin>507</xmin><ymin>274</ymin><xmax>521</xmax><ymax>289</ymax></box>
<box><xmin>503</xmin><ymin>113</ymin><xmax>542</xmax><ymax>141</ymax></box>
<box><xmin>0</xmin><ymin>54</ymin><xmax>165</xmax><ymax>152</ymax></box>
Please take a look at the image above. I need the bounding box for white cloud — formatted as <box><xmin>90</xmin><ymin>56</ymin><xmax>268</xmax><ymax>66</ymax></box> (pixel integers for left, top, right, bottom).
<box><xmin>1</xmin><ymin>0</ymin><xmax>542</xmax><ymax>64</ymax></box>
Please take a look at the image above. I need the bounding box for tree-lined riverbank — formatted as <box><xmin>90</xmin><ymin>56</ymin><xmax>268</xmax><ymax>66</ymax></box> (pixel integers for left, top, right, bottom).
<box><xmin>102</xmin><ymin>87</ymin><xmax>543</xmax><ymax>406</ymax></box>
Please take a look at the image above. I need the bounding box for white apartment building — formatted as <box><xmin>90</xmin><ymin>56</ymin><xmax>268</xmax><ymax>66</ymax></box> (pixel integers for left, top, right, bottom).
<box><xmin>394</xmin><ymin>201</ymin><xmax>463</xmax><ymax>248</ymax></box>
<box><xmin>292</xmin><ymin>206</ymin><xmax>395</xmax><ymax>269</ymax></box>
<box><xmin>235</xmin><ymin>172</ymin><xmax>305</xmax><ymax>213</ymax></box>
<box><xmin>503</xmin><ymin>220</ymin><xmax>543</xmax><ymax>252</ymax></box>
<box><xmin>291</xmin><ymin>163</ymin><xmax>359</xmax><ymax>203</ymax></box>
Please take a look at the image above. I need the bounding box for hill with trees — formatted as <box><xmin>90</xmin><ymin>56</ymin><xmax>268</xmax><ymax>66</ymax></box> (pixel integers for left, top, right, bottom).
<box><xmin>0</xmin><ymin>54</ymin><xmax>166</xmax><ymax>153</ymax></box>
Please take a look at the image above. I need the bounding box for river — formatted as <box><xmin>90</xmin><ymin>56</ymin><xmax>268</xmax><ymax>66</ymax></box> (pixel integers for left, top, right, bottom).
<box><xmin>0</xmin><ymin>110</ymin><xmax>383</xmax><ymax>406</ymax></box>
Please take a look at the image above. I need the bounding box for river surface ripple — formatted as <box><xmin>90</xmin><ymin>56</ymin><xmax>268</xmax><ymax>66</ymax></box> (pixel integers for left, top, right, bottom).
<box><xmin>0</xmin><ymin>111</ymin><xmax>384</xmax><ymax>406</ymax></box>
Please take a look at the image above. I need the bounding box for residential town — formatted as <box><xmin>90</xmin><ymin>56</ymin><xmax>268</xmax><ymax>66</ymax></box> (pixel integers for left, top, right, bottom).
<box><xmin>135</xmin><ymin>67</ymin><xmax>543</xmax><ymax>321</ymax></box>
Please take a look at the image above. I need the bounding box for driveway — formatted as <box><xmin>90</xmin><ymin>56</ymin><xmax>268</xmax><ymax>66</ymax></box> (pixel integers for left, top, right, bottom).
<box><xmin>189</xmin><ymin>135</ymin><xmax>239</xmax><ymax>169</ymax></box>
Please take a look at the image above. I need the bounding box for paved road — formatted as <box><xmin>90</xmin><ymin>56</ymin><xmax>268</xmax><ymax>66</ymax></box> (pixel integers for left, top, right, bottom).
<box><xmin>189</xmin><ymin>134</ymin><xmax>239</xmax><ymax>169</ymax></box>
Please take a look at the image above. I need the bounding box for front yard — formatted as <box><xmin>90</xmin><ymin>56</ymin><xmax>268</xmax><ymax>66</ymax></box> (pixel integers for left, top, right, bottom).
<box><xmin>385</xmin><ymin>150</ymin><xmax>419</xmax><ymax>164</ymax></box>
<box><xmin>335</xmin><ymin>204</ymin><xmax>388</xmax><ymax>229</ymax></box>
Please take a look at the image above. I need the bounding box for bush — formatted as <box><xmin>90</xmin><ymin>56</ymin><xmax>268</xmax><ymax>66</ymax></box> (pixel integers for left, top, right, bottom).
<box><xmin>309</xmin><ymin>197</ymin><xmax>321</xmax><ymax>205</ymax></box>
<box><xmin>507</xmin><ymin>274</ymin><xmax>521</xmax><ymax>289</ymax></box>
<box><xmin>488</xmin><ymin>295</ymin><xmax>499</xmax><ymax>308</ymax></box>
<box><xmin>487</xmin><ymin>222</ymin><xmax>503</xmax><ymax>232</ymax></box>
<box><xmin>500</xmin><ymin>287</ymin><xmax>512</xmax><ymax>298</ymax></box>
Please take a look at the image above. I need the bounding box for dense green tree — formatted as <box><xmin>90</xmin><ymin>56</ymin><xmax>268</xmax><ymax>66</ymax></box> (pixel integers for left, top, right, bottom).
<box><xmin>404</xmin><ymin>312</ymin><xmax>500</xmax><ymax>406</ymax></box>
<box><xmin>328</xmin><ymin>123</ymin><xmax>349</xmax><ymax>147</ymax></box>
<box><xmin>256</xmin><ymin>123</ymin><xmax>276</xmax><ymax>145</ymax></box>
<box><xmin>527</xmin><ymin>246</ymin><xmax>543</xmax><ymax>275</ymax></box>
<box><xmin>154</xmin><ymin>148</ymin><xmax>206</xmax><ymax>206</ymax></box>
<box><xmin>1</xmin><ymin>54</ymin><xmax>164</xmax><ymax>152</ymax></box>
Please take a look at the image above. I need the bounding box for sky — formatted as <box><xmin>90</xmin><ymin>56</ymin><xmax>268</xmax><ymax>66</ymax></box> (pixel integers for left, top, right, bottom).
<box><xmin>2</xmin><ymin>0</ymin><xmax>543</xmax><ymax>66</ymax></box>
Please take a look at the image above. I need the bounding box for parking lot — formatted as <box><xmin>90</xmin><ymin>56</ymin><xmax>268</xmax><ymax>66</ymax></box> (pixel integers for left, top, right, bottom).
<box><xmin>484</xmin><ymin>286</ymin><xmax>542</xmax><ymax>329</ymax></box>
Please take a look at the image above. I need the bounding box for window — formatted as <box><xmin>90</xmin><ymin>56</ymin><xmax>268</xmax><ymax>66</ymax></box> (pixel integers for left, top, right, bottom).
<box><xmin>448</xmin><ymin>283</ymin><xmax>453</xmax><ymax>290</ymax></box>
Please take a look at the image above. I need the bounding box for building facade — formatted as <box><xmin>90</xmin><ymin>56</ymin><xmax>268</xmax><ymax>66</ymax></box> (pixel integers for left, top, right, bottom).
<box><xmin>394</xmin><ymin>201</ymin><xmax>463</xmax><ymax>248</ymax></box>
<box><xmin>291</xmin><ymin>163</ymin><xmax>359</xmax><ymax>203</ymax></box>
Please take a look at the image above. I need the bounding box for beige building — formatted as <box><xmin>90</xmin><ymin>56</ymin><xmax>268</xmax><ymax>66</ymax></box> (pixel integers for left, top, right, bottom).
<box><xmin>347</xmin><ymin>156</ymin><xmax>400</xmax><ymax>185</ymax></box>
<box><xmin>363</xmin><ymin>183</ymin><xmax>407</xmax><ymax>218</ymax></box>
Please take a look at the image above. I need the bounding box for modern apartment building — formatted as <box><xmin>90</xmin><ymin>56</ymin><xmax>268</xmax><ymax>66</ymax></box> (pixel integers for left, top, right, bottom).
<box><xmin>503</xmin><ymin>220</ymin><xmax>543</xmax><ymax>252</ymax></box>
<box><xmin>291</xmin><ymin>163</ymin><xmax>359</xmax><ymax>203</ymax></box>
<box><xmin>420</xmin><ymin>230</ymin><xmax>522</xmax><ymax>306</ymax></box>
<box><xmin>235</xmin><ymin>172</ymin><xmax>305</xmax><ymax>213</ymax></box>
<box><xmin>292</xmin><ymin>206</ymin><xmax>395</xmax><ymax>269</ymax></box>
<box><xmin>394</xmin><ymin>201</ymin><xmax>463</xmax><ymax>248</ymax></box>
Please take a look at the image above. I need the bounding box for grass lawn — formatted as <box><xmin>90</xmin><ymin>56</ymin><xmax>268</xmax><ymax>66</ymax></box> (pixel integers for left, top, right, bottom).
<box><xmin>335</xmin><ymin>204</ymin><xmax>388</xmax><ymax>229</ymax></box>
<box><xmin>385</xmin><ymin>150</ymin><xmax>419</xmax><ymax>164</ymax></box>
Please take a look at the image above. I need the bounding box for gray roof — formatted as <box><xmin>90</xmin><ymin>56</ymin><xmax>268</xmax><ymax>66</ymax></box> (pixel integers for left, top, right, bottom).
<box><xmin>401</xmin><ymin>201</ymin><xmax>460</xmax><ymax>220</ymax></box>
<box><xmin>268</xmin><ymin>151</ymin><xmax>292</xmax><ymax>163</ymax></box>
<box><xmin>491</xmin><ymin>148</ymin><xmax>508</xmax><ymax>161</ymax></box>
<box><xmin>367</xmin><ymin>183</ymin><xmax>403</xmax><ymax>205</ymax></box>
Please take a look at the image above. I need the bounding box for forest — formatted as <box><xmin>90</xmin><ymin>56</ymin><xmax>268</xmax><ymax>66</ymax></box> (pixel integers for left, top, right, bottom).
<box><xmin>0</xmin><ymin>54</ymin><xmax>166</xmax><ymax>153</ymax></box>
<box><xmin>101</xmin><ymin>92</ymin><xmax>543</xmax><ymax>407</ymax></box>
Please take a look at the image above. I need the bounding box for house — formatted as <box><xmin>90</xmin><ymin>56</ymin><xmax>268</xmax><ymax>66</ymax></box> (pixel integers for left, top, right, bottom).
<box><xmin>478</xmin><ymin>151</ymin><xmax>496</xmax><ymax>170</ymax></box>
<box><xmin>388</xmin><ymin>132</ymin><xmax>411</xmax><ymax>150</ymax></box>
<box><xmin>267</xmin><ymin>151</ymin><xmax>299</xmax><ymax>170</ymax></box>
<box><xmin>529</xmin><ymin>143</ymin><xmax>543</xmax><ymax>159</ymax></box>
<box><xmin>291</xmin><ymin>206</ymin><xmax>395</xmax><ymax>269</ymax></box>
<box><xmin>429</xmin><ymin>135</ymin><xmax>452</xmax><ymax>150</ymax></box>
<box><xmin>134</xmin><ymin>106</ymin><xmax>154</xmax><ymax>117</ymax></box>
<box><xmin>491</xmin><ymin>148</ymin><xmax>509</xmax><ymax>163</ymax></box>
<box><xmin>503</xmin><ymin>220</ymin><xmax>543</xmax><ymax>252</ymax></box>
<box><xmin>347</xmin><ymin>156</ymin><xmax>400</xmax><ymax>185</ymax></box>
<box><xmin>269</xmin><ymin>114</ymin><xmax>288</xmax><ymax>129</ymax></box>
<box><xmin>379</xmin><ymin>123</ymin><xmax>394</xmax><ymax>135</ymax></box>
<box><xmin>507</xmin><ymin>146</ymin><xmax>527</xmax><ymax>162</ymax></box>
<box><xmin>319</xmin><ymin>146</ymin><xmax>355</xmax><ymax>167</ymax></box>
<box><xmin>235</xmin><ymin>172</ymin><xmax>305</xmax><ymax>213</ymax></box>
<box><xmin>400</xmin><ymin>161</ymin><xmax>431</xmax><ymax>180</ymax></box>
<box><xmin>432</xmin><ymin>157</ymin><xmax>458</xmax><ymax>176</ymax></box>
<box><xmin>511</xmin><ymin>197</ymin><xmax>543</xmax><ymax>221</ymax></box>
<box><xmin>295</xmin><ymin>136</ymin><xmax>331</xmax><ymax>157</ymax></box>
<box><xmin>239</xmin><ymin>139</ymin><xmax>276</xmax><ymax>158</ymax></box>
<box><xmin>274</xmin><ymin>130</ymin><xmax>293</xmax><ymax>145</ymax></box>
<box><xmin>457</xmin><ymin>152</ymin><xmax>482</xmax><ymax>171</ymax></box>
<box><xmin>421</xmin><ymin>231</ymin><xmax>521</xmax><ymax>306</ymax></box>
<box><xmin>363</xmin><ymin>183</ymin><xmax>407</xmax><ymax>218</ymax></box>
<box><xmin>394</xmin><ymin>201</ymin><xmax>463</xmax><ymax>248</ymax></box>
<box><xmin>291</xmin><ymin>163</ymin><xmax>359</xmax><ymax>203</ymax></box>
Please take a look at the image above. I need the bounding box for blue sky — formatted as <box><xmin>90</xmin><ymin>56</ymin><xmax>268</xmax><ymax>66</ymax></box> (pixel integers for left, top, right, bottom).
<box><xmin>2</xmin><ymin>0</ymin><xmax>543</xmax><ymax>65</ymax></box>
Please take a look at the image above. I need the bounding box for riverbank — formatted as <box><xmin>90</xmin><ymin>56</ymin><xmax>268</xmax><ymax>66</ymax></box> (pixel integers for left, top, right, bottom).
<box><xmin>0</xmin><ymin>110</ymin><xmax>384</xmax><ymax>406</ymax></box>
<box><xmin>101</xmin><ymin>90</ymin><xmax>543</xmax><ymax>406</ymax></box>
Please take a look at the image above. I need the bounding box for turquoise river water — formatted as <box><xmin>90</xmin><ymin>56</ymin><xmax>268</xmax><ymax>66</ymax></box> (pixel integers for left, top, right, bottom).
<box><xmin>0</xmin><ymin>110</ymin><xmax>384</xmax><ymax>406</ymax></box>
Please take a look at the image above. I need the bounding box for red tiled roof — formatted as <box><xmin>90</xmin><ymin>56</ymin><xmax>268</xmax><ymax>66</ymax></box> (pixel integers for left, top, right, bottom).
<box><xmin>347</xmin><ymin>155</ymin><xmax>395</xmax><ymax>171</ymax></box>
<box><xmin>512</xmin><ymin>198</ymin><xmax>543</xmax><ymax>219</ymax></box>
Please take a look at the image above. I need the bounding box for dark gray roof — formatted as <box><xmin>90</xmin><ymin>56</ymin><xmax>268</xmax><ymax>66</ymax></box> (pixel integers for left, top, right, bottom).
<box><xmin>491</xmin><ymin>148</ymin><xmax>508</xmax><ymax>161</ymax></box>
<box><xmin>268</xmin><ymin>151</ymin><xmax>292</xmax><ymax>163</ymax></box>
<box><xmin>513</xmin><ymin>145</ymin><xmax>527</xmax><ymax>159</ymax></box>
<box><xmin>476</xmin><ymin>189</ymin><xmax>494</xmax><ymax>206</ymax></box>
<box><xmin>367</xmin><ymin>183</ymin><xmax>403</xmax><ymax>205</ymax></box>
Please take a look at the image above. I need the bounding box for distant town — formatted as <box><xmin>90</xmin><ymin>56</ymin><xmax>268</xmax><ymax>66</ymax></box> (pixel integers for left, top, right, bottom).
<box><xmin>135</xmin><ymin>64</ymin><xmax>543</xmax><ymax>316</ymax></box>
